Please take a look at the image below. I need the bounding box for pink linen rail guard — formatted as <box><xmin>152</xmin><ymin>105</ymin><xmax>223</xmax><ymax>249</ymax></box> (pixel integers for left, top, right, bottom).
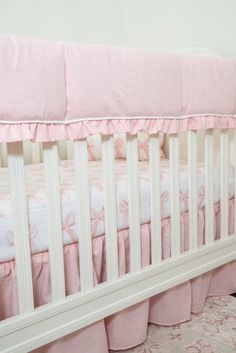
<box><xmin>0</xmin><ymin>35</ymin><xmax>236</xmax><ymax>142</ymax></box>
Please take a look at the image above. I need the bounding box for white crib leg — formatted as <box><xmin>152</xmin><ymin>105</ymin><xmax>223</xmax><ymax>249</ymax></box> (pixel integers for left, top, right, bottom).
<box><xmin>101</xmin><ymin>135</ymin><xmax>119</xmax><ymax>281</ymax></box>
<box><xmin>149</xmin><ymin>134</ymin><xmax>162</xmax><ymax>264</ymax></box>
<box><xmin>74</xmin><ymin>140</ymin><xmax>93</xmax><ymax>291</ymax></box>
<box><xmin>43</xmin><ymin>142</ymin><xmax>65</xmax><ymax>302</ymax></box>
<box><xmin>205</xmin><ymin>130</ymin><xmax>214</xmax><ymax>244</ymax></box>
<box><xmin>7</xmin><ymin>142</ymin><xmax>34</xmax><ymax>313</ymax></box>
<box><xmin>127</xmin><ymin>134</ymin><xmax>141</xmax><ymax>272</ymax></box>
<box><xmin>169</xmin><ymin>134</ymin><xmax>181</xmax><ymax>257</ymax></box>
<box><xmin>188</xmin><ymin>131</ymin><xmax>198</xmax><ymax>250</ymax></box>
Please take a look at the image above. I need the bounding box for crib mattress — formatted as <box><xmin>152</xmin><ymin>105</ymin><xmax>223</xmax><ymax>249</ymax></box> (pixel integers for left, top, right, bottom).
<box><xmin>0</xmin><ymin>159</ymin><xmax>234</xmax><ymax>263</ymax></box>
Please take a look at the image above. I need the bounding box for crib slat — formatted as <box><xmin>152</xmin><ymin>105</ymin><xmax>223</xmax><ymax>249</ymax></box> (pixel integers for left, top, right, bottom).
<box><xmin>23</xmin><ymin>140</ymin><xmax>33</xmax><ymax>164</ymax></box>
<box><xmin>188</xmin><ymin>131</ymin><xmax>198</xmax><ymax>250</ymax></box>
<box><xmin>7</xmin><ymin>142</ymin><xmax>34</xmax><ymax>313</ymax></box>
<box><xmin>169</xmin><ymin>134</ymin><xmax>181</xmax><ymax>257</ymax></box>
<box><xmin>43</xmin><ymin>143</ymin><xmax>65</xmax><ymax>302</ymax></box>
<box><xmin>234</xmin><ymin>132</ymin><xmax>236</xmax><ymax>237</ymax></box>
<box><xmin>220</xmin><ymin>130</ymin><xmax>229</xmax><ymax>239</ymax></box>
<box><xmin>57</xmin><ymin>140</ymin><xmax>66</xmax><ymax>160</ymax></box>
<box><xmin>31</xmin><ymin>143</ymin><xmax>41</xmax><ymax>164</ymax></box>
<box><xmin>0</xmin><ymin>142</ymin><xmax>7</xmax><ymax>167</ymax></box>
<box><xmin>101</xmin><ymin>135</ymin><xmax>119</xmax><ymax>281</ymax></box>
<box><xmin>66</xmin><ymin>140</ymin><xmax>74</xmax><ymax>159</ymax></box>
<box><xmin>149</xmin><ymin>134</ymin><xmax>162</xmax><ymax>264</ymax></box>
<box><xmin>74</xmin><ymin>140</ymin><xmax>94</xmax><ymax>291</ymax></box>
<box><xmin>127</xmin><ymin>135</ymin><xmax>141</xmax><ymax>272</ymax></box>
<box><xmin>204</xmin><ymin>130</ymin><xmax>214</xmax><ymax>244</ymax></box>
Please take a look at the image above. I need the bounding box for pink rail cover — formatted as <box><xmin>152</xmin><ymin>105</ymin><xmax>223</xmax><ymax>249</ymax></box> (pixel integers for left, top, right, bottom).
<box><xmin>0</xmin><ymin>35</ymin><xmax>236</xmax><ymax>142</ymax></box>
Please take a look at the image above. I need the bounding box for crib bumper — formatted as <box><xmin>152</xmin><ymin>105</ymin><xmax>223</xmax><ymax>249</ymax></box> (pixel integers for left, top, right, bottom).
<box><xmin>0</xmin><ymin>35</ymin><xmax>236</xmax><ymax>142</ymax></box>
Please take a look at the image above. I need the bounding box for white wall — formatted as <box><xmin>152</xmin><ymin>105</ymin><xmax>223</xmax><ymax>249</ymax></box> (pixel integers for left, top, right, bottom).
<box><xmin>0</xmin><ymin>0</ymin><xmax>125</xmax><ymax>45</ymax></box>
<box><xmin>0</xmin><ymin>0</ymin><xmax>235</xmax><ymax>57</ymax></box>
<box><xmin>124</xmin><ymin>0</ymin><xmax>236</xmax><ymax>58</ymax></box>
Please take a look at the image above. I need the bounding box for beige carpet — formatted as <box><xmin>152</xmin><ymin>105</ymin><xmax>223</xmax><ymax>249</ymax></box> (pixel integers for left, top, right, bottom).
<box><xmin>111</xmin><ymin>295</ymin><xmax>236</xmax><ymax>353</ymax></box>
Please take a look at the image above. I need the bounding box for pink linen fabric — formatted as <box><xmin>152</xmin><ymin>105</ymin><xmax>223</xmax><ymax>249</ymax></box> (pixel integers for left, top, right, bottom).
<box><xmin>1</xmin><ymin>201</ymin><xmax>236</xmax><ymax>352</ymax></box>
<box><xmin>0</xmin><ymin>35</ymin><xmax>66</xmax><ymax>122</ymax></box>
<box><xmin>0</xmin><ymin>35</ymin><xmax>236</xmax><ymax>142</ymax></box>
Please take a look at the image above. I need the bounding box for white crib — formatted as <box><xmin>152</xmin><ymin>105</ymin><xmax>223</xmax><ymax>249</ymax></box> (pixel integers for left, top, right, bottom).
<box><xmin>0</xmin><ymin>128</ymin><xmax>236</xmax><ymax>353</ymax></box>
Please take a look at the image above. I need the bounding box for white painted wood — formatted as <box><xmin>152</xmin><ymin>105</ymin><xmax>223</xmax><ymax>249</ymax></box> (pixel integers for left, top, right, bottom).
<box><xmin>0</xmin><ymin>143</ymin><xmax>8</xmax><ymax>167</ymax></box>
<box><xmin>169</xmin><ymin>134</ymin><xmax>181</xmax><ymax>257</ymax></box>
<box><xmin>22</xmin><ymin>141</ymin><xmax>41</xmax><ymax>165</ymax></box>
<box><xmin>220</xmin><ymin>130</ymin><xmax>229</xmax><ymax>239</ymax></box>
<box><xmin>0</xmin><ymin>144</ymin><xmax>2</xmax><ymax>167</ymax></box>
<box><xmin>234</xmin><ymin>132</ymin><xmax>236</xmax><ymax>237</ymax></box>
<box><xmin>23</xmin><ymin>140</ymin><xmax>32</xmax><ymax>164</ymax></box>
<box><xmin>57</xmin><ymin>140</ymin><xmax>67</xmax><ymax>160</ymax></box>
<box><xmin>188</xmin><ymin>131</ymin><xmax>198</xmax><ymax>250</ymax></box>
<box><xmin>101</xmin><ymin>135</ymin><xmax>119</xmax><ymax>281</ymax></box>
<box><xmin>149</xmin><ymin>134</ymin><xmax>162</xmax><ymax>264</ymax></box>
<box><xmin>126</xmin><ymin>134</ymin><xmax>141</xmax><ymax>272</ymax></box>
<box><xmin>43</xmin><ymin>143</ymin><xmax>65</xmax><ymax>302</ymax></box>
<box><xmin>204</xmin><ymin>130</ymin><xmax>214</xmax><ymax>244</ymax></box>
<box><xmin>1</xmin><ymin>234</ymin><xmax>236</xmax><ymax>353</ymax></box>
<box><xmin>67</xmin><ymin>140</ymin><xmax>74</xmax><ymax>159</ymax></box>
<box><xmin>7</xmin><ymin>142</ymin><xmax>34</xmax><ymax>314</ymax></box>
<box><xmin>31</xmin><ymin>143</ymin><xmax>41</xmax><ymax>164</ymax></box>
<box><xmin>74</xmin><ymin>140</ymin><xmax>93</xmax><ymax>291</ymax></box>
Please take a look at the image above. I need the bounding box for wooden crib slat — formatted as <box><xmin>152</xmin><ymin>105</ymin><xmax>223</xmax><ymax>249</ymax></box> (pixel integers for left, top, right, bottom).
<box><xmin>234</xmin><ymin>132</ymin><xmax>236</xmax><ymax>237</ymax></box>
<box><xmin>31</xmin><ymin>143</ymin><xmax>41</xmax><ymax>164</ymax></box>
<box><xmin>188</xmin><ymin>131</ymin><xmax>198</xmax><ymax>250</ymax></box>
<box><xmin>204</xmin><ymin>130</ymin><xmax>214</xmax><ymax>244</ymax></box>
<box><xmin>74</xmin><ymin>140</ymin><xmax>93</xmax><ymax>291</ymax></box>
<box><xmin>220</xmin><ymin>130</ymin><xmax>229</xmax><ymax>239</ymax></box>
<box><xmin>7</xmin><ymin>142</ymin><xmax>34</xmax><ymax>313</ymax></box>
<box><xmin>101</xmin><ymin>135</ymin><xmax>119</xmax><ymax>281</ymax></box>
<box><xmin>149</xmin><ymin>134</ymin><xmax>162</xmax><ymax>264</ymax></box>
<box><xmin>43</xmin><ymin>143</ymin><xmax>65</xmax><ymax>302</ymax></box>
<box><xmin>66</xmin><ymin>140</ymin><xmax>74</xmax><ymax>160</ymax></box>
<box><xmin>23</xmin><ymin>140</ymin><xmax>33</xmax><ymax>164</ymax></box>
<box><xmin>169</xmin><ymin>134</ymin><xmax>181</xmax><ymax>257</ymax></box>
<box><xmin>0</xmin><ymin>142</ymin><xmax>8</xmax><ymax>167</ymax></box>
<box><xmin>127</xmin><ymin>135</ymin><xmax>141</xmax><ymax>272</ymax></box>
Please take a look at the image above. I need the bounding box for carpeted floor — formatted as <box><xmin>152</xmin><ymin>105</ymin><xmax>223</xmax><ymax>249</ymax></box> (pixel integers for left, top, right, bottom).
<box><xmin>111</xmin><ymin>295</ymin><xmax>236</xmax><ymax>353</ymax></box>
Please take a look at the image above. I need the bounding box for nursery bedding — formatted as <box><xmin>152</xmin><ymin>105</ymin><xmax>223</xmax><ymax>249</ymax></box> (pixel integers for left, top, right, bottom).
<box><xmin>0</xmin><ymin>158</ymin><xmax>234</xmax><ymax>263</ymax></box>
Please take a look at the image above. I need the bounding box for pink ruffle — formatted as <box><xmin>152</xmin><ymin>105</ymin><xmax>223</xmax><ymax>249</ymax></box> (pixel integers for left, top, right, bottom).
<box><xmin>1</xmin><ymin>115</ymin><xmax>236</xmax><ymax>143</ymax></box>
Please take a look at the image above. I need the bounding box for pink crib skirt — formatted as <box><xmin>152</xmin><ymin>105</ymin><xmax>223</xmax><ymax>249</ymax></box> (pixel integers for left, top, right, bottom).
<box><xmin>1</xmin><ymin>201</ymin><xmax>236</xmax><ymax>353</ymax></box>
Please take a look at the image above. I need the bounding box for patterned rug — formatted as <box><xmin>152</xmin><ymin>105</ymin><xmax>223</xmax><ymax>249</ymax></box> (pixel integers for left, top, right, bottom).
<box><xmin>111</xmin><ymin>295</ymin><xmax>236</xmax><ymax>353</ymax></box>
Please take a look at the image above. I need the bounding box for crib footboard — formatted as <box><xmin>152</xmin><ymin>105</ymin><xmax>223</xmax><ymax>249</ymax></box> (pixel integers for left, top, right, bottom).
<box><xmin>0</xmin><ymin>129</ymin><xmax>236</xmax><ymax>353</ymax></box>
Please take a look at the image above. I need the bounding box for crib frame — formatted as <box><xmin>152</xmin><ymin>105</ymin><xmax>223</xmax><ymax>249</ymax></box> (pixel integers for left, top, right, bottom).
<box><xmin>0</xmin><ymin>128</ymin><xmax>236</xmax><ymax>353</ymax></box>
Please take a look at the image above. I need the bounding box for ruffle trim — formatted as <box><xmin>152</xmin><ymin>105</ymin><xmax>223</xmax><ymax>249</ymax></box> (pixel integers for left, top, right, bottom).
<box><xmin>1</xmin><ymin>115</ymin><xmax>236</xmax><ymax>142</ymax></box>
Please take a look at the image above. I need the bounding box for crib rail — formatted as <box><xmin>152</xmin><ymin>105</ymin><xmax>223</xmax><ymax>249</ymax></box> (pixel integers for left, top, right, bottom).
<box><xmin>1</xmin><ymin>129</ymin><xmax>236</xmax><ymax>353</ymax></box>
